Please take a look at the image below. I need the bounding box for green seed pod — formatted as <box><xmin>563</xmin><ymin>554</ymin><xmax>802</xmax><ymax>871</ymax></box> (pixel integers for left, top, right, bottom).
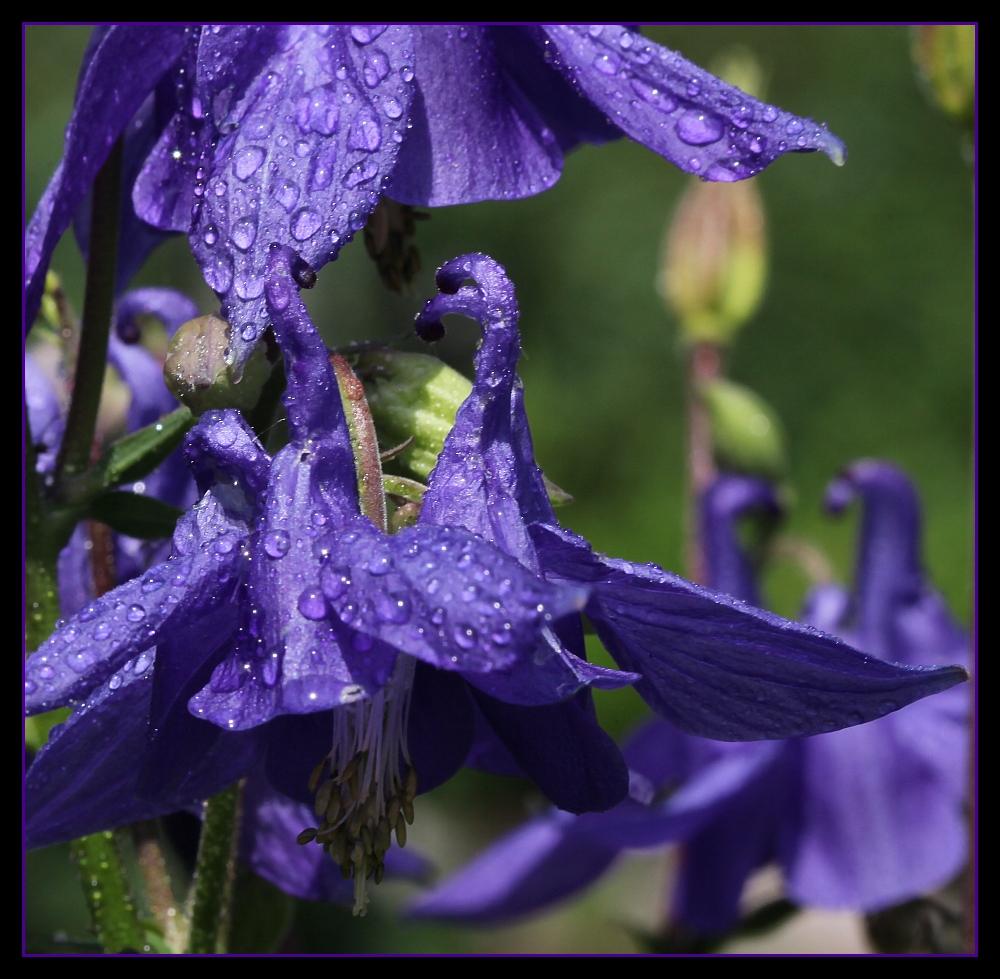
<box><xmin>164</xmin><ymin>314</ymin><xmax>271</xmax><ymax>416</ymax></box>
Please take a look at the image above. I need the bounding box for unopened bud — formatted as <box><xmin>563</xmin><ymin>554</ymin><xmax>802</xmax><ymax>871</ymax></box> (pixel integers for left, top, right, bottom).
<box><xmin>164</xmin><ymin>314</ymin><xmax>270</xmax><ymax>416</ymax></box>
<box><xmin>700</xmin><ymin>379</ymin><xmax>786</xmax><ymax>480</ymax></box>
<box><xmin>659</xmin><ymin>176</ymin><xmax>767</xmax><ymax>346</ymax></box>
<box><xmin>911</xmin><ymin>25</ymin><xmax>975</xmax><ymax>127</ymax></box>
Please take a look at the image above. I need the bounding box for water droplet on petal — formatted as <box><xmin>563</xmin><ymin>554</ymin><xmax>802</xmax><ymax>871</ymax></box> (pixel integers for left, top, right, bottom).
<box><xmin>350</xmin><ymin>25</ymin><xmax>387</xmax><ymax>44</ymax></box>
<box><xmin>233</xmin><ymin>145</ymin><xmax>266</xmax><ymax>180</ymax></box>
<box><xmin>231</xmin><ymin>217</ymin><xmax>258</xmax><ymax>251</ymax></box>
<box><xmin>383</xmin><ymin>96</ymin><xmax>403</xmax><ymax>119</ymax></box>
<box><xmin>203</xmin><ymin>226</ymin><xmax>219</xmax><ymax>246</ymax></box>
<box><xmin>400</xmin><ymin>66</ymin><xmax>414</xmax><ymax>83</ymax></box>
<box><xmin>785</xmin><ymin>118</ymin><xmax>805</xmax><ymax>136</ymax></box>
<box><xmin>141</xmin><ymin>576</ymin><xmax>164</xmax><ymax>594</ymax></box>
<box><xmin>453</xmin><ymin>625</ymin><xmax>477</xmax><ymax>650</ymax></box>
<box><xmin>291</xmin><ymin>207</ymin><xmax>322</xmax><ymax>241</ymax></box>
<box><xmin>298</xmin><ymin>588</ymin><xmax>328</xmax><ymax>621</ymax></box>
<box><xmin>264</xmin><ymin>529</ymin><xmax>291</xmax><ymax>558</ymax></box>
<box><xmin>675</xmin><ymin>109</ymin><xmax>724</xmax><ymax>146</ymax></box>
<box><xmin>348</xmin><ymin>106</ymin><xmax>382</xmax><ymax>151</ymax></box>
<box><xmin>762</xmin><ymin>105</ymin><xmax>779</xmax><ymax>123</ymax></box>
<box><xmin>363</xmin><ymin>48</ymin><xmax>391</xmax><ymax>88</ymax></box>
<box><xmin>127</xmin><ymin>604</ymin><xmax>146</xmax><ymax>622</ymax></box>
<box><xmin>93</xmin><ymin>622</ymin><xmax>113</xmax><ymax>640</ymax></box>
<box><xmin>109</xmin><ymin>674</ymin><xmax>123</xmax><ymax>690</ymax></box>
<box><xmin>320</xmin><ymin>565</ymin><xmax>351</xmax><ymax>600</ymax></box>
<box><xmin>276</xmin><ymin>180</ymin><xmax>300</xmax><ymax>211</ymax></box>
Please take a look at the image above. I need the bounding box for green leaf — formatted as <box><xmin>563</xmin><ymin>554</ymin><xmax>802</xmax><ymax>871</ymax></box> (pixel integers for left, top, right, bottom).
<box><xmin>87</xmin><ymin>491</ymin><xmax>184</xmax><ymax>540</ymax></box>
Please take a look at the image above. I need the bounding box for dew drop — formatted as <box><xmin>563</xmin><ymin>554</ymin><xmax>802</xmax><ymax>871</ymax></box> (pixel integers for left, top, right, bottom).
<box><xmin>291</xmin><ymin>207</ymin><xmax>322</xmax><ymax>241</ymax></box>
<box><xmin>400</xmin><ymin>66</ymin><xmax>414</xmax><ymax>83</ymax></box>
<box><xmin>264</xmin><ymin>529</ymin><xmax>291</xmax><ymax>558</ymax></box>
<box><xmin>109</xmin><ymin>674</ymin><xmax>123</xmax><ymax>690</ymax></box>
<box><xmin>24</xmin><ymin>678</ymin><xmax>37</xmax><ymax>695</ymax></box>
<box><xmin>93</xmin><ymin>622</ymin><xmax>113</xmax><ymax>640</ymax></box>
<box><xmin>762</xmin><ymin>105</ymin><xmax>779</xmax><ymax>123</ymax></box>
<box><xmin>785</xmin><ymin>118</ymin><xmax>805</xmax><ymax>136</ymax></box>
<box><xmin>350</xmin><ymin>25</ymin><xmax>387</xmax><ymax>44</ymax></box>
<box><xmin>127</xmin><ymin>604</ymin><xmax>146</xmax><ymax>622</ymax></box>
<box><xmin>348</xmin><ymin>106</ymin><xmax>382</xmax><ymax>151</ymax></box>
<box><xmin>214</xmin><ymin>535</ymin><xmax>236</xmax><ymax>554</ymax></box>
<box><xmin>383</xmin><ymin>96</ymin><xmax>403</xmax><ymax>119</ymax></box>
<box><xmin>39</xmin><ymin>664</ymin><xmax>55</xmax><ymax>679</ymax></box>
<box><xmin>134</xmin><ymin>651</ymin><xmax>154</xmax><ymax>674</ymax></box>
<box><xmin>453</xmin><ymin>625</ymin><xmax>477</xmax><ymax>650</ymax></box>
<box><xmin>78</xmin><ymin>604</ymin><xmax>99</xmax><ymax>623</ymax></box>
<box><xmin>141</xmin><ymin>576</ymin><xmax>164</xmax><ymax>594</ymax></box>
<box><xmin>233</xmin><ymin>145</ymin><xmax>266</xmax><ymax>180</ymax></box>
<box><xmin>363</xmin><ymin>48</ymin><xmax>391</xmax><ymax>88</ymax></box>
<box><xmin>320</xmin><ymin>564</ymin><xmax>351</xmax><ymax>600</ymax></box>
<box><xmin>592</xmin><ymin>52</ymin><xmax>619</xmax><ymax>75</ymax></box>
<box><xmin>630</xmin><ymin>79</ymin><xmax>676</xmax><ymax>114</ymax></box>
<box><xmin>675</xmin><ymin>109</ymin><xmax>724</xmax><ymax>146</ymax></box>
<box><xmin>203</xmin><ymin>226</ymin><xmax>219</xmax><ymax>246</ymax></box>
<box><xmin>342</xmin><ymin>158</ymin><xmax>378</xmax><ymax>189</ymax></box>
<box><xmin>231</xmin><ymin>217</ymin><xmax>258</xmax><ymax>251</ymax></box>
<box><xmin>297</xmin><ymin>588</ymin><xmax>328</xmax><ymax>621</ymax></box>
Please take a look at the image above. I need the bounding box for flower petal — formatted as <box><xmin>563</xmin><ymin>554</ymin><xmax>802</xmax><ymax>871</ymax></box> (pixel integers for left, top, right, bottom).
<box><xmin>25</xmin><ymin>494</ymin><xmax>244</xmax><ymax>715</ymax></box>
<box><xmin>24</xmin><ymin>25</ymin><xmax>189</xmax><ymax>329</ymax></box>
<box><xmin>408</xmin><ymin>813</ymin><xmax>619</xmax><ymax>924</ymax></box>
<box><xmin>469</xmin><ymin>690</ymin><xmax>629</xmax><ymax>813</ymax></box>
<box><xmin>787</xmin><ymin>703</ymin><xmax>968</xmax><ymax>910</ymax></box>
<box><xmin>388</xmin><ymin>26</ymin><xmax>563</xmax><ymax>206</ymax></box>
<box><xmin>535</xmin><ymin>25</ymin><xmax>845</xmax><ymax>182</ymax></box>
<box><xmin>531</xmin><ymin>522</ymin><xmax>968</xmax><ymax>741</ymax></box>
<box><xmin>321</xmin><ymin>516</ymin><xmax>588</xmax><ymax>680</ymax></box>
<box><xmin>189</xmin><ymin>26</ymin><xmax>415</xmax><ymax>369</ymax></box>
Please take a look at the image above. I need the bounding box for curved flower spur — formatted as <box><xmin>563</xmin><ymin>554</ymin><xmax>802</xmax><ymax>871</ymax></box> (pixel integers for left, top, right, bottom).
<box><xmin>412</xmin><ymin>255</ymin><xmax>967</xmax><ymax>745</ymax></box>
<box><xmin>25</xmin><ymin>25</ymin><xmax>846</xmax><ymax>373</ymax></box>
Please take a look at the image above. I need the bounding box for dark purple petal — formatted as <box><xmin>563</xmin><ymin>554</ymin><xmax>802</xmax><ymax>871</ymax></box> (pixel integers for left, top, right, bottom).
<box><xmin>470</xmin><ymin>691</ymin><xmax>629</xmax><ymax>814</ymax></box>
<box><xmin>535</xmin><ymin>25</ymin><xmax>845</xmax><ymax>182</ymax></box>
<box><xmin>190</xmin><ymin>26</ymin><xmax>415</xmax><ymax>368</ymax></box>
<box><xmin>25</xmin><ymin>495</ymin><xmax>244</xmax><ymax>715</ymax></box>
<box><xmin>406</xmin><ymin>663</ymin><xmax>476</xmax><ymax>793</ymax></box>
<box><xmin>115</xmin><ymin>287</ymin><xmax>200</xmax><ymax>345</ymax></box>
<box><xmin>24</xmin><ymin>25</ymin><xmax>189</xmax><ymax>330</ymax></box>
<box><xmin>408</xmin><ymin>813</ymin><xmax>619</xmax><ymax>924</ymax></box>
<box><xmin>26</xmin><ymin>649</ymin><xmax>258</xmax><ymax>850</ymax></box>
<box><xmin>492</xmin><ymin>26</ymin><xmax>623</xmax><ymax>153</ymax></box>
<box><xmin>701</xmin><ymin>475</ymin><xmax>780</xmax><ymax>604</ymax></box>
<box><xmin>388</xmin><ymin>26</ymin><xmax>563</xmax><ymax>206</ymax></box>
<box><xmin>531</xmin><ymin>522</ymin><xmax>967</xmax><ymax>741</ymax></box>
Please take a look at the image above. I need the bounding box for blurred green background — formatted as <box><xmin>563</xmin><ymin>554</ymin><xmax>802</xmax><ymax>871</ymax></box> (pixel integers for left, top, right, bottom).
<box><xmin>25</xmin><ymin>25</ymin><xmax>973</xmax><ymax>953</ymax></box>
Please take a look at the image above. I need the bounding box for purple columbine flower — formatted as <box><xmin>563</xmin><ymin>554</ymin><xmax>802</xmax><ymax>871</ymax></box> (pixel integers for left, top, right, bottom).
<box><xmin>25</xmin><ymin>25</ymin><xmax>846</xmax><ymax>371</ymax></box>
<box><xmin>409</xmin><ymin>468</ymin><xmax>970</xmax><ymax>931</ymax></box>
<box><xmin>23</xmin><ymin>245</ymin><xmax>639</xmax><ymax>914</ymax></box>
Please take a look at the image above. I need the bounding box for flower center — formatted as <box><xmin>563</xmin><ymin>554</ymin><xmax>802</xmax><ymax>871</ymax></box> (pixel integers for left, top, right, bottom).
<box><xmin>296</xmin><ymin>655</ymin><xmax>417</xmax><ymax>916</ymax></box>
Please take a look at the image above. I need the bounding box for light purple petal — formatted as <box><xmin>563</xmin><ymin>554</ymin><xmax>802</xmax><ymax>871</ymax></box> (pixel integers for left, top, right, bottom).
<box><xmin>701</xmin><ymin>475</ymin><xmax>780</xmax><ymax>604</ymax></box>
<box><xmin>409</xmin><ymin>813</ymin><xmax>618</xmax><ymax>924</ymax></box>
<box><xmin>388</xmin><ymin>26</ymin><xmax>563</xmax><ymax>206</ymax></box>
<box><xmin>535</xmin><ymin>25</ymin><xmax>845</xmax><ymax>182</ymax></box>
<box><xmin>787</xmin><ymin>707</ymin><xmax>968</xmax><ymax>910</ymax></box>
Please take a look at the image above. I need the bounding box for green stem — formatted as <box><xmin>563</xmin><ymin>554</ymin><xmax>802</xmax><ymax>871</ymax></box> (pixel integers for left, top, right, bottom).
<box><xmin>73</xmin><ymin>831</ymin><xmax>150</xmax><ymax>953</ymax></box>
<box><xmin>54</xmin><ymin>137</ymin><xmax>122</xmax><ymax>497</ymax></box>
<box><xmin>186</xmin><ymin>783</ymin><xmax>242</xmax><ymax>954</ymax></box>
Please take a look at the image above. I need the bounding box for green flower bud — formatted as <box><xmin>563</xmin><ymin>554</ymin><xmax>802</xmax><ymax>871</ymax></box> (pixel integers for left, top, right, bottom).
<box><xmin>700</xmin><ymin>378</ymin><xmax>786</xmax><ymax>480</ymax></box>
<box><xmin>659</xmin><ymin>177</ymin><xmax>767</xmax><ymax>346</ymax></box>
<box><xmin>359</xmin><ymin>350</ymin><xmax>472</xmax><ymax>481</ymax></box>
<box><xmin>911</xmin><ymin>25</ymin><xmax>975</xmax><ymax>126</ymax></box>
<box><xmin>164</xmin><ymin>314</ymin><xmax>271</xmax><ymax>416</ymax></box>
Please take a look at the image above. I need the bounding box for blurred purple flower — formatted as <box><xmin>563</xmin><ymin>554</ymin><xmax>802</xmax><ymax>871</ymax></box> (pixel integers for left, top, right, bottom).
<box><xmin>409</xmin><ymin>467</ymin><xmax>970</xmax><ymax>931</ymax></box>
<box><xmin>25</xmin><ymin>25</ymin><xmax>846</xmax><ymax>369</ymax></box>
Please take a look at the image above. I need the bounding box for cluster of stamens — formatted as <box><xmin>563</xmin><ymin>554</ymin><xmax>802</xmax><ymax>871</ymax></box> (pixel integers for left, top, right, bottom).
<box><xmin>296</xmin><ymin>658</ymin><xmax>417</xmax><ymax>916</ymax></box>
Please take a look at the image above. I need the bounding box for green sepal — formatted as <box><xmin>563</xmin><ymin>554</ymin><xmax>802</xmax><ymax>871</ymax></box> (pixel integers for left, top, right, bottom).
<box><xmin>700</xmin><ymin>378</ymin><xmax>787</xmax><ymax>480</ymax></box>
<box><xmin>86</xmin><ymin>491</ymin><xmax>184</xmax><ymax>541</ymax></box>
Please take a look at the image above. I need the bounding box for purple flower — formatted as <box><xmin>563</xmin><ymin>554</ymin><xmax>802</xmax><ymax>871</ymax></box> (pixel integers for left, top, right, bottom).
<box><xmin>26</xmin><ymin>287</ymin><xmax>199</xmax><ymax>616</ymax></box>
<box><xmin>25</xmin><ymin>25</ymin><xmax>846</xmax><ymax>370</ymax></box>
<box><xmin>409</xmin><ymin>467</ymin><xmax>969</xmax><ymax>930</ymax></box>
<box><xmin>23</xmin><ymin>245</ymin><xmax>637</xmax><ymax>914</ymax></box>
